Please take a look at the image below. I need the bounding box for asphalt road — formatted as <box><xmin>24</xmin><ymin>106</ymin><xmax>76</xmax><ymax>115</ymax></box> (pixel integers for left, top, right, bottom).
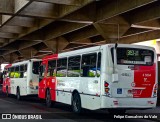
<box><xmin>0</xmin><ymin>86</ymin><xmax>159</xmax><ymax>122</ymax></box>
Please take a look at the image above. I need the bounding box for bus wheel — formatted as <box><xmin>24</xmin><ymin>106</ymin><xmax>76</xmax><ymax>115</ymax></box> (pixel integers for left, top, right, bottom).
<box><xmin>6</xmin><ymin>87</ymin><xmax>9</xmax><ymax>97</ymax></box>
<box><xmin>72</xmin><ymin>92</ymin><xmax>81</xmax><ymax>113</ymax></box>
<box><xmin>16</xmin><ymin>88</ymin><xmax>21</xmax><ymax>100</ymax></box>
<box><xmin>46</xmin><ymin>89</ymin><xmax>53</xmax><ymax>108</ymax></box>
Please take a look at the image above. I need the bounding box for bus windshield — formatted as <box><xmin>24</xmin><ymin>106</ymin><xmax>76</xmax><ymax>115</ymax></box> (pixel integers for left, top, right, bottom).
<box><xmin>33</xmin><ymin>61</ymin><xmax>41</xmax><ymax>74</ymax></box>
<box><xmin>116</xmin><ymin>48</ymin><xmax>154</xmax><ymax>65</ymax></box>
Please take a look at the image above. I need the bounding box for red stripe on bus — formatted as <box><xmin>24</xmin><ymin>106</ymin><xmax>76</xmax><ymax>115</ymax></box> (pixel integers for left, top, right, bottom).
<box><xmin>133</xmin><ymin>63</ymin><xmax>156</xmax><ymax>98</ymax></box>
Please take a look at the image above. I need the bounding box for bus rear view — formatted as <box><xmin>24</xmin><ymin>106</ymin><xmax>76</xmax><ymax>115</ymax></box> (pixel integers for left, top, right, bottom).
<box><xmin>105</xmin><ymin>44</ymin><xmax>157</xmax><ymax>113</ymax></box>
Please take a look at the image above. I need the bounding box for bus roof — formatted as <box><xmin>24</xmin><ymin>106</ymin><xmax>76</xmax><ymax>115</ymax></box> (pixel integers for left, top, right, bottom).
<box><xmin>42</xmin><ymin>43</ymin><xmax>156</xmax><ymax>61</ymax></box>
<box><xmin>9</xmin><ymin>59</ymin><xmax>41</xmax><ymax>67</ymax></box>
<box><xmin>42</xmin><ymin>54</ymin><xmax>58</xmax><ymax>61</ymax></box>
<box><xmin>4</xmin><ymin>64</ymin><xmax>12</xmax><ymax>69</ymax></box>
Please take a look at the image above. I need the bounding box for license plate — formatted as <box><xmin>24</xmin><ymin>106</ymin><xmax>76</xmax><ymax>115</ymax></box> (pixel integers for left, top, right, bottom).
<box><xmin>128</xmin><ymin>89</ymin><xmax>141</xmax><ymax>95</ymax></box>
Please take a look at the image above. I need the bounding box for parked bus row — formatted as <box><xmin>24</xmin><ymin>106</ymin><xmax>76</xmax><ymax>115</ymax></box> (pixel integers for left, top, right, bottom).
<box><xmin>2</xmin><ymin>59</ymin><xmax>41</xmax><ymax>100</ymax></box>
<box><xmin>2</xmin><ymin>44</ymin><xmax>158</xmax><ymax>113</ymax></box>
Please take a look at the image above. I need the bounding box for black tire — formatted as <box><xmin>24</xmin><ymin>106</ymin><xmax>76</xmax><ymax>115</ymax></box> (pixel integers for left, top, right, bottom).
<box><xmin>108</xmin><ymin>109</ymin><xmax>126</xmax><ymax>114</ymax></box>
<box><xmin>46</xmin><ymin>89</ymin><xmax>53</xmax><ymax>108</ymax></box>
<box><xmin>6</xmin><ymin>86</ymin><xmax>9</xmax><ymax>97</ymax></box>
<box><xmin>72</xmin><ymin>92</ymin><xmax>82</xmax><ymax>113</ymax></box>
<box><xmin>16</xmin><ymin>87</ymin><xmax>21</xmax><ymax>100</ymax></box>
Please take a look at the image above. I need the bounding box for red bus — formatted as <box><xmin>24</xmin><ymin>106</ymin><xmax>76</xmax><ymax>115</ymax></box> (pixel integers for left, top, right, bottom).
<box><xmin>2</xmin><ymin>64</ymin><xmax>12</xmax><ymax>95</ymax></box>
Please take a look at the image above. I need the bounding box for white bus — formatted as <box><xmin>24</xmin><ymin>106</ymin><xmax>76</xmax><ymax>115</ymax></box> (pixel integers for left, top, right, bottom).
<box><xmin>38</xmin><ymin>44</ymin><xmax>157</xmax><ymax>113</ymax></box>
<box><xmin>3</xmin><ymin>59</ymin><xmax>41</xmax><ymax>100</ymax></box>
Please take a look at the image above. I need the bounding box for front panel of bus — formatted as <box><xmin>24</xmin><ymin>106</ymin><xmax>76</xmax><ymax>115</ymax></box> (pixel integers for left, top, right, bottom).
<box><xmin>102</xmin><ymin>45</ymin><xmax>157</xmax><ymax>109</ymax></box>
<box><xmin>2</xmin><ymin>67</ymin><xmax>10</xmax><ymax>93</ymax></box>
<box><xmin>28</xmin><ymin>60</ymin><xmax>41</xmax><ymax>95</ymax></box>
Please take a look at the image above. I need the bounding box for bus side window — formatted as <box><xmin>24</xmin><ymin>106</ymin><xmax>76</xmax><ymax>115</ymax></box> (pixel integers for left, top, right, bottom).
<box><xmin>39</xmin><ymin>65</ymin><xmax>45</xmax><ymax>77</ymax></box>
<box><xmin>111</xmin><ymin>48</ymin><xmax>114</xmax><ymax>63</ymax></box>
<box><xmin>14</xmin><ymin>66</ymin><xmax>20</xmax><ymax>78</ymax></box>
<box><xmin>2</xmin><ymin>71</ymin><xmax>6</xmax><ymax>78</ymax></box>
<box><xmin>81</xmin><ymin>53</ymin><xmax>97</xmax><ymax>77</ymax></box>
<box><xmin>10</xmin><ymin>67</ymin><xmax>15</xmax><ymax>78</ymax></box>
<box><xmin>3</xmin><ymin>68</ymin><xmax>8</xmax><ymax>78</ymax></box>
<box><xmin>20</xmin><ymin>65</ymin><xmax>24</xmax><ymax>78</ymax></box>
<box><xmin>24</xmin><ymin>64</ymin><xmax>27</xmax><ymax>71</ymax></box>
<box><xmin>68</xmin><ymin>55</ymin><xmax>80</xmax><ymax>77</ymax></box>
<box><xmin>24</xmin><ymin>64</ymin><xmax>27</xmax><ymax>78</ymax></box>
<box><xmin>48</xmin><ymin>60</ymin><xmax>57</xmax><ymax>77</ymax></box>
<box><xmin>57</xmin><ymin>58</ymin><xmax>67</xmax><ymax>77</ymax></box>
<box><xmin>7</xmin><ymin>68</ymin><xmax>11</xmax><ymax>78</ymax></box>
<box><xmin>97</xmin><ymin>52</ymin><xmax>101</xmax><ymax>77</ymax></box>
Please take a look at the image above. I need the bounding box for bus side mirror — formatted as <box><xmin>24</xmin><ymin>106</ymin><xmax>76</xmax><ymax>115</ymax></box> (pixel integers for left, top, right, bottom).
<box><xmin>112</xmin><ymin>73</ymin><xmax>118</xmax><ymax>82</ymax></box>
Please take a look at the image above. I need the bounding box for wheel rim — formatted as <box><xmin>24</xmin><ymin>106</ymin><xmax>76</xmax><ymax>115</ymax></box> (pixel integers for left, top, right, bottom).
<box><xmin>73</xmin><ymin>96</ymin><xmax>79</xmax><ymax>112</ymax></box>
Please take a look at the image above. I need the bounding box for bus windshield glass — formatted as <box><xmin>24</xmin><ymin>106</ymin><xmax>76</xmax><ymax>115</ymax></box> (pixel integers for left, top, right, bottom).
<box><xmin>116</xmin><ymin>48</ymin><xmax>154</xmax><ymax>65</ymax></box>
<box><xmin>33</xmin><ymin>61</ymin><xmax>41</xmax><ymax>74</ymax></box>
